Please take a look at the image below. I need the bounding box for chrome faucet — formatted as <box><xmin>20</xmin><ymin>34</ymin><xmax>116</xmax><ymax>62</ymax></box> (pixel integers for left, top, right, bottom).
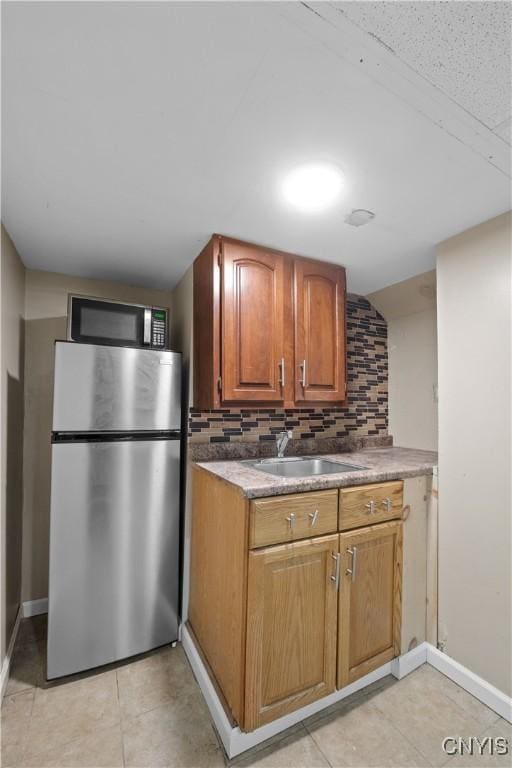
<box><xmin>276</xmin><ymin>430</ymin><xmax>292</xmax><ymax>458</ymax></box>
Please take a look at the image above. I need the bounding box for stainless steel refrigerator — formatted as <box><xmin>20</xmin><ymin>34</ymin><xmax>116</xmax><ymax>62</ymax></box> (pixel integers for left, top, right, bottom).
<box><xmin>47</xmin><ymin>341</ymin><xmax>181</xmax><ymax>679</ymax></box>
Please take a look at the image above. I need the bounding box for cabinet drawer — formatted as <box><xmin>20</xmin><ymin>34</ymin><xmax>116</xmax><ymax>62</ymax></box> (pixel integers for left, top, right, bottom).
<box><xmin>339</xmin><ymin>481</ymin><xmax>403</xmax><ymax>530</ymax></box>
<box><xmin>250</xmin><ymin>490</ymin><xmax>338</xmax><ymax>548</ymax></box>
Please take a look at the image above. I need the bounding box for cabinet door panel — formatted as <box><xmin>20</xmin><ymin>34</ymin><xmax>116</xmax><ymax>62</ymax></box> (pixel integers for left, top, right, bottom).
<box><xmin>338</xmin><ymin>521</ymin><xmax>402</xmax><ymax>688</ymax></box>
<box><xmin>245</xmin><ymin>535</ymin><xmax>338</xmax><ymax>730</ymax></box>
<box><xmin>222</xmin><ymin>241</ymin><xmax>285</xmax><ymax>402</ymax></box>
<box><xmin>294</xmin><ymin>259</ymin><xmax>346</xmax><ymax>402</ymax></box>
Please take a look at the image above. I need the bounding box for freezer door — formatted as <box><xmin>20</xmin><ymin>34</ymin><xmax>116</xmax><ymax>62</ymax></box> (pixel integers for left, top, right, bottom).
<box><xmin>47</xmin><ymin>439</ymin><xmax>180</xmax><ymax>679</ymax></box>
<box><xmin>52</xmin><ymin>342</ymin><xmax>181</xmax><ymax>432</ymax></box>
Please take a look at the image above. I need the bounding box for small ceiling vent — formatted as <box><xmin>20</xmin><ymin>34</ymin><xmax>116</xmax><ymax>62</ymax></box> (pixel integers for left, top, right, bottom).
<box><xmin>344</xmin><ymin>209</ymin><xmax>375</xmax><ymax>227</ymax></box>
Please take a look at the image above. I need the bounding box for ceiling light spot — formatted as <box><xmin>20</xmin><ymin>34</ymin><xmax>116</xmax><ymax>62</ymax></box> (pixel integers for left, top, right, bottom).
<box><xmin>281</xmin><ymin>164</ymin><xmax>344</xmax><ymax>212</ymax></box>
<box><xmin>345</xmin><ymin>209</ymin><xmax>375</xmax><ymax>227</ymax></box>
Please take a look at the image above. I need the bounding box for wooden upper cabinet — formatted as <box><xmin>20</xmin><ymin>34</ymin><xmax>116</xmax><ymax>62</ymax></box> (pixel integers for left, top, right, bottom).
<box><xmin>338</xmin><ymin>521</ymin><xmax>402</xmax><ymax>689</ymax></box>
<box><xmin>221</xmin><ymin>240</ymin><xmax>286</xmax><ymax>403</ymax></box>
<box><xmin>193</xmin><ymin>237</ymin><xmax>222</xmax><ymax>410</ymax></box>
<box><xmin>193</xmin><ymin>235</ymin><xmax>346</xmax><ymax>408</ymax></box>
<box><xmin>294</xmin><ymin>259</ymin><xmax>347</xmax><ymax>402</ymax></box>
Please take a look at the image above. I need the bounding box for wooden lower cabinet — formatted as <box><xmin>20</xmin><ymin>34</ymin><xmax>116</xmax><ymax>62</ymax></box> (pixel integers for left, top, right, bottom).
<box><xmin>244</xmin><ymin>535</ymin><xmax>338</xmax><ymax>730</ymax></box>
<box><xmin>338</xmin><ymin>521</ymin><xmax>403</xmax><ymax>688</ymax></box>
<box><xmin>189</xmin><ymin>470</ymin><xmax>406</xmax><ymax>732</ymax></box>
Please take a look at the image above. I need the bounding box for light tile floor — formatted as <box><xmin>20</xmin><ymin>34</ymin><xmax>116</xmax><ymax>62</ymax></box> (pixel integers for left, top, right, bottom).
<box><xmin>2</xmin><ymin>617</ymin><xmax>510</xmax><ymax>768</ymax></box>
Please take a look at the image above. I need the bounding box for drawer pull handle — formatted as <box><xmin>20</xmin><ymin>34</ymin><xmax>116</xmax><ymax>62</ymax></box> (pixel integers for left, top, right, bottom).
<box><xmin>286</xmin><ymin>512</ymin><xmax>296</xmax><ymax>530</ymax></box>
<box><xmin>382</xmin><ymin>497</ymin><xmax>392</xmax><ymax>512</ymax></box>
<box><xmin>365</xmin><ymin>500</ymin><xmax>375</xmax><ymax>514</ymax></box>
<box><xmin>346</xmin><ymin>546</ymin><xmax>358</xmax><ymax>581</ymax></box>
<box><xmin>330</xmin><ymin>552</ymin><xmax>341</xmax><ymax>589</ymax></box>
<box><xmin>308</xmin><ymin>510</ymin><xmax>319</xmax><ymax>526</ymax></box>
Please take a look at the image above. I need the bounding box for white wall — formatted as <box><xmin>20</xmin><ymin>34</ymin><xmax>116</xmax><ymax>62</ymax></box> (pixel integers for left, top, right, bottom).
<box><xmin>170</xmin><ymin>266</ymin><xmax>193</xmax><ymax>407</ymax></box>
<box><xmin>437</xmin><ymin>211</ymin><xmax>511</xmax><ymax>697</ymax></box>
<box><xmin>388</xmin><ymin>309</ymin><xmax>438</xmax><ymax>451</ymax></box>
<box><xmin>368</xmin><ymin>271</ymin><xmax>438</xmax><ymax>451</ymax></box>
<box><xmin>0</xmin><ymin>224</ymin><xmax>25</xmax><ymax>663</ymax></box>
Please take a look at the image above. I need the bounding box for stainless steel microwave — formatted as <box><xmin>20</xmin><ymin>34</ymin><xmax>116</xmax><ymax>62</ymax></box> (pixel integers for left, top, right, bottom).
<box><xmin>67</xmin><ymin>295</ymin><xmax>168</xmax><ymax>349</ymax></box>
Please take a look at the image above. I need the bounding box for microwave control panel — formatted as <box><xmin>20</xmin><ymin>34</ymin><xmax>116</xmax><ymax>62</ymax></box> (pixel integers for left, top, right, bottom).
<box><xmin>151</xmin><ymin>310</ymin><xmax>167</xmax><ymax>348</ymax></box>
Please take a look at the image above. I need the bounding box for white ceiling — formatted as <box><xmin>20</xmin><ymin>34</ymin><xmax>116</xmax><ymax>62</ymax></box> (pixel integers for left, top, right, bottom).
<box><xmin>335</xmin><ymin>1</ymin><xmax>512</xmax><ymax>137</ymax></box>
<box><xmin>2</xmin><ymin>1</ymin><xmax>511</xmax><ymax>295</ymax></box>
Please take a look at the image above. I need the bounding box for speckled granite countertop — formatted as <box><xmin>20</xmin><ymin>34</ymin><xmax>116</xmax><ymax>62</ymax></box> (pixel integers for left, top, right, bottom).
<box><xmin>194</xmin><ymin>447</ymin><xmax>438</xmax><ymax>499</ymax></box>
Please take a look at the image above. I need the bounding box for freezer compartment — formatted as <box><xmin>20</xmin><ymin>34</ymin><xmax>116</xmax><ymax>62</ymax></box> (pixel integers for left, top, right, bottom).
<box><xmin>52</xmin><ymin>342</ymin><xmax>181</xmax><ymax>433</ymax></box>
<box><xmin>47</xmin><ymin>439</ymin><xmax>180</xmax><ymax>679</ymax></box>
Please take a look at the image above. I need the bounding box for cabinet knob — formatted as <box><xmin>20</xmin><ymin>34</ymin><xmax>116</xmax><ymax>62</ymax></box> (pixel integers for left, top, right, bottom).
<box><xmin>382</xmin><ymin>497</ymin><xmax>392</xmax><ymax>512</ymax></box>
<box><xmin>308</xmin><ymin>510</ymin><xmax>319</xmax><ymax>526</ymax></box>
<box><xmin>365</xmin><ymin>500</ymin><xmax>375</xmax><ymax>514</ymax></box>
<box><xmin>286</xmin><ymin>512</ymin><xmax>296</xmax><ymax>530</ymax></box>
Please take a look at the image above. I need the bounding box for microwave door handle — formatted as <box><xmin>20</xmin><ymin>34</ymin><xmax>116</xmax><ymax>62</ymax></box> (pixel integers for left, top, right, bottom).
<box><xmin>143</xmin><ymin>309</ymin><xmax>152</xmax><ymax>345</ymax></box>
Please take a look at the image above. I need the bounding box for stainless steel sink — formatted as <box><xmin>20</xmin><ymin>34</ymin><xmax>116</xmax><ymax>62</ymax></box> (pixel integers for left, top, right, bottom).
<box><xmin>242</xmin><ymin>456</ymin><xmax>367</xmax><ymax>478</ymax></box>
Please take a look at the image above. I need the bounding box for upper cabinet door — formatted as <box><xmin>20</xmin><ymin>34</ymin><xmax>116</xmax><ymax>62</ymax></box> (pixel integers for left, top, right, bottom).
<box><xmin>221</xmin><ymin>240</ymin><xmax>286</xmax><ymax>402</ymax></box>
<box><xmin>294</xmin><ymin>259</ymin><xmax>347</xmax><ymax>402</ymax></box>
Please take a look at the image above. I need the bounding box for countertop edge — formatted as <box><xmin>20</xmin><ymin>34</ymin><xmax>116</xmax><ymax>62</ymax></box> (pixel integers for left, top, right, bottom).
<box><xmin>192</xmin><ymin>450</ymin><xmax>437</xmax><ymax>499</ymax></box>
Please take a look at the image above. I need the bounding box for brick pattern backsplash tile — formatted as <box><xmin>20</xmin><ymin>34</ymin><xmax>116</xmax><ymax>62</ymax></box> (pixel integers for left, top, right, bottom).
<box><xmin>189</xmin><ymin>294</ymin><xmax>387</xmax><ymax>443</ymax></box>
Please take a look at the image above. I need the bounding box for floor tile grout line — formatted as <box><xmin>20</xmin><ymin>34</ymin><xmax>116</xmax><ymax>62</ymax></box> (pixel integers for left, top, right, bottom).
<box><xmin>303</xmin><ymin>695</ymin><xmax>431</xmax><ymax>768</ymax></box>
<box><xmin>18</xmin><ymin>673</ymin><xmax>123</xmax><ymax>764</ymax></box>
<box><xmin>21</xmin><ymin>685</ymin><xmax>37</xmax><ymax>761</ymax></box>
<box><xmin>369</xmin><ymin>697</ymin><xmax>448</xmax><ymax>768</ymax></box>
<box><xmin>475</xmin><ymin>712</ymin><xmax>507</xmax><ymax>734</ymax></box>
<box><xmin>420</xmin><ymin>666</ymin><xmax>506</xmax><ymax>730</ymax></box>
<box><xmin>366</xmin><ymin>678</ymin><xmax>482</xmax><ymax>768</ymax></box>
<box><xmin>301</xmin><ymin>718</ymin><xmax>335</xmax><ymax>767</ymax></box>
<box><xmin>7</xmin><ymin>621</ymin><xmax>125</xmax><ymax>765</ymax></box>
<box><xmin>115</xmin><ymin>671</ymin><xmax>127</xmax><ymax>768</ymax></box>
<box><xmin>428</xmin><ymin>668</ymin><xmax>504</xmax><ymax>724</ymax></box>
<box><xmin>21</xmin><ymin>719</ymin><xmax>124</xmax><ymax>763</ymax></box>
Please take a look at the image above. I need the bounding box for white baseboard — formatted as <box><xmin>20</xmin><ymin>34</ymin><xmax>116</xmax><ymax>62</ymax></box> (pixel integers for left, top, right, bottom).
<box><xmin>426</xmin><ymin>645</ymin><xmax>512</xmax><ymax>724</ymax></box>
<box><xmin>22</xmin><ymin>598</ymin><xmax>48</xmax><ymax>618</ymax></box>
<box><xmin>391</xmin><ymin>642</ymin><xmax>428</xmax><ymax>679</ymax></box>
<box><xmin>183</xmin><ymin>627</ymin><xmax>512</xmax><ymax>757</ymax></box>
<box><xmin>1</xmin><ymin>607</ymin><xmax>22</xmax><ymax>699</ymax></box>
<box><xmin>183</xmin><ymin>624</ymin><xmax>400</xmax><ymax>759</ymax></box>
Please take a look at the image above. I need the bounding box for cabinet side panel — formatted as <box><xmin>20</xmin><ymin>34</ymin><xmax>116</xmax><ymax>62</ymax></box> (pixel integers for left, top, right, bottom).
<box><xmin>193</xmin><ymin>238</ymin><xmax>220</xmax><ymax>409</ymax></box>
<box><xmin>401</xmin><ymin>476</ymin><xmax>428</xmax><ymax>653</ymax></box>
<box><xmin>188</xmin><ymin>467</ymin><xmax>248</xmax><ymax>724</ymax></box>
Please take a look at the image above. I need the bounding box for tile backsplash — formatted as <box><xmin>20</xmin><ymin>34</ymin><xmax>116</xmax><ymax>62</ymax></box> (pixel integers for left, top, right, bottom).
<box><xmin>189</xmin><ymin>294</ymin><xmax>387</xmax><ymax>444</ymax></box>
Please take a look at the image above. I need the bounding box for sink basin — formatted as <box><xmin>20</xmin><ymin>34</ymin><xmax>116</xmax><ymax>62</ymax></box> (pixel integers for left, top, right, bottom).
<box><xmin>242</xmin><ymin>456</ymin><xmax>367</xmax><ymax>478</ymax></box>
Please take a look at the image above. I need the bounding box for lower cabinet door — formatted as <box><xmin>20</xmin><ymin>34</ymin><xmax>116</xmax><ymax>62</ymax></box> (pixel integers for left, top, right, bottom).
<box><xmin>338</xmin><ymin>521</ymin><xmax>403</xmax><ymax>689</ymax></box>
<box><xmin>244</xmin><ymin>535</ymin><xmax>339</xmax><ymax>730</ymax></box>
